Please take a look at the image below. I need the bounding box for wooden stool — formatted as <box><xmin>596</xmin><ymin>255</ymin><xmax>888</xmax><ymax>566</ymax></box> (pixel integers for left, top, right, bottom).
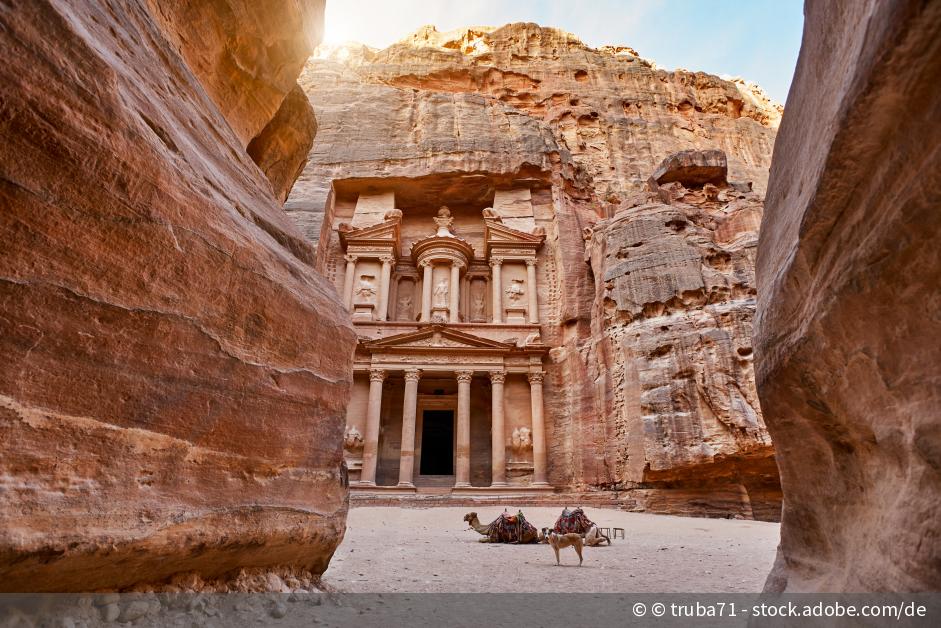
<box><xmin>612</xmin><ymin>527</ymin><xmax>625</xmax><ymax>540</ymax></box>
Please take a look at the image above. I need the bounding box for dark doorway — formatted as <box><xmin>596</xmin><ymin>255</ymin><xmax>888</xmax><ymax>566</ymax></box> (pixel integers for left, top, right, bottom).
<box><xmin>419</xmin><ymin>410</ymin><xmax>454</xmax><ymax>475</ymax></box>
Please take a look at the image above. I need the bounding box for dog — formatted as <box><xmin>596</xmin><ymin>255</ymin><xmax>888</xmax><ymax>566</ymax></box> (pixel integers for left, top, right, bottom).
<box><xmin>544</xmin><ymin>529</ymin><xmax>584</xmax><ymax>566</ymax></box>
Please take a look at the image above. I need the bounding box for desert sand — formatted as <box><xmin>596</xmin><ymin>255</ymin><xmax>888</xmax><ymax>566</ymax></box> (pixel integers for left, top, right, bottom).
<box><xmin>323</xmin><ymin>507</ymin><xmax>780</xmax><ymax>592</ymax></box>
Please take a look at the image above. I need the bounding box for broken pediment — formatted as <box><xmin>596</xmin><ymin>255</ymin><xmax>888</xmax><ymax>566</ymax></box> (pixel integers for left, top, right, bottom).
<box><xmin>484</xmin><ymin>219</ymin><xmax>545</xmax><ymax>258</ymax></box>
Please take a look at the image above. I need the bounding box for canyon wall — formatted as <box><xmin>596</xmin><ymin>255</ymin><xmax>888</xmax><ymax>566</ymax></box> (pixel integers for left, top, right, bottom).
<box><xmin>756</xmin><ymin>0</ymin><xmax>941</xmax><ymax>590</ymax></box>
<box><xmin>0</xmin><ymin>0</ymin><xmax>355</xmax><ymax>591</ymax></box>
<box><xmin>288</xmin><ymin>24</ymin><xmax>781</xmax><ymax>518</ymax></box>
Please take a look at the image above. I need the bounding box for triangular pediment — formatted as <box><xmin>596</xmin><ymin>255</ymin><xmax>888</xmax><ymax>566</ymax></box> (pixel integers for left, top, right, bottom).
<box><xmin>484</xmin><ymin>219</ymin><xmax>545</xmax><ymax>245</ymax></box>
<box><xmin>364</xmin><ymin>325</ymin><xmax>514</xmax><ymax>351</ymax></box>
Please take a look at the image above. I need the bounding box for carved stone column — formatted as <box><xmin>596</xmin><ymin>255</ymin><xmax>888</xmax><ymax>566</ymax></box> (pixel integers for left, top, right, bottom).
<box><xmin>489</xmin><ymin>370</ymin><xmax>507</xmax><ymax>487</ymax></box>
<box><xmin>489</xmin><ymin>258</ymin><xmax>503</xmax><ymax>324</ymax></box>
<box><xmin>449</xmin><ymin>262</ymin><xmax>461</xmax><ymax>323</ymax></box>
<box><xmin>342</xmin><ymin>254</ymin><xmax>357</xmax><ymax>310</ymax></box>
<box><xmin>454</xmin><ymin>370</ymin><xmax>473</xmax><ymax>487</ymax></box>
<box><xmin>528</xmin><ymin>371</ymin><xmax>548</xmax><ymax>486</ymax></box>
<box><xmin>398</xmin><ymin>368</ymin><xmax>421</xmax><ymax>488</ymax></box>
<box><xmin>377</xmin><ymin>255</ymin><xmax>394</xmax><ymax>321</ymax></box>
<box><xmin>526</xmin><ymin>258</ymin><xmax>539</xmax><ymax>324</ymax></box>
<box><xmin>360</xmin><ymin>369</ymin><xmax>386</xmax><ymax>486</ymax></box>
<box><xmin>420</xmin><ymin>261</ymin><xmax>433</xmax><ymax>322</ymax></box>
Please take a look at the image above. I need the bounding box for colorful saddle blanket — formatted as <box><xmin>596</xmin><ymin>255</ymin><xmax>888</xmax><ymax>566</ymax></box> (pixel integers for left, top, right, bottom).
<box><xmin>552</xmin><ymin>507</ymin><xmax>595</xmax><ymax>534</ymax></box>
<box><xmin>485</xmin><ymin>510</ymin><xmax>538</xmax><ymax>543</ymax></box>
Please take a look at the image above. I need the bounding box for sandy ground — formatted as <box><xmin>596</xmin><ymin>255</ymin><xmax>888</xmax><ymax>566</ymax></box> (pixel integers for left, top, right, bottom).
<box><xmin>323</xmin><ymin>507</ymin><xmax>780</xmax><ymax>593</ymax></box>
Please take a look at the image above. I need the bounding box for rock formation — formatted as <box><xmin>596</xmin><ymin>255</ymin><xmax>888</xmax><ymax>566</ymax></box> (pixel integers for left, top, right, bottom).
<box><xmin>755</xmin><ymin>0</ymin><xmax>941</xmax><ymax>590</ymax></box>
<box><xmin>0</xmin><ymin>0</ymin><xmax>355</xmax><ymax>592</ymax></box>
<box><xmin>288</xmin><ymin>24</ymin><xmax>781</xmax><ymax>518</ymax></box>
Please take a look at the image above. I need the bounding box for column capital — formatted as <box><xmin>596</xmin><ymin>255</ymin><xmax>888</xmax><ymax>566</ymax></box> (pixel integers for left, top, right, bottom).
<box><xmin>455</xmin><ymin>370</ymin><xmax>474</xmax><ymax>384</ymax></box>
<box><xmin>527</xmin><ymin>371</ymin><xmax>545</xmax><ymax>385</ymax></box>
<box><xmin>488</xmin><ymin>257</ymin><xmax>503</xmax><ymax>268</ymax></box>
<box><xmin>489</xmin><ymin>370</ymin><xmax>507</xmax><ymax>384</ymax></box>
<box><xmin>344</xmin><ymin>254</ymin><xmax>358</xmax><ymax>263</ymax></box>
<box><xmin>403</xmin><ymin>368</ymin><xmax>422</xmax><ymax>382</ymax></box>
<box><xmin>419</xmin><ymin>259</ymin><xmax>434</xmax><ymax>268</ymax></box>
<box><xmin>379</xmin><ymin>255</ymin><xmax>396</xmax><ymax>265</ymax></box>
<box><xmin>369</xmin><ymin>369</ymin><xmax>387</xmax><ymax>383</ymax></box>
<box><xmin>525</xmin><ymin>258</ymin><xmax>538</xmax><ymax>267</ymax></box>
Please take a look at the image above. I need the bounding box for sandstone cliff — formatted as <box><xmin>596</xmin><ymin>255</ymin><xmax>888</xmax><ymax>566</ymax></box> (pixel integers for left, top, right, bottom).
<box><xmin>0</xmin><ymin>0</ymin><xmax>355</xmax><ymax>591</ymax></box>
<box><xmin>288</xmin><ymin>24</ymin><xmax>781</xmax><ymax>518</ymax></box>
<box><xmin>755</xmin><ymin>0</ymin><xmax>941</xmax><ymax>590</ymax></box>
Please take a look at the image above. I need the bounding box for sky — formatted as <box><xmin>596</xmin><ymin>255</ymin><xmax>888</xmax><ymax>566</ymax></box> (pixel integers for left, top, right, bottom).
<box><xmin>322</xmin><ymin>0</ymin><xmax>804</xmax><ymax>104</ymax></box>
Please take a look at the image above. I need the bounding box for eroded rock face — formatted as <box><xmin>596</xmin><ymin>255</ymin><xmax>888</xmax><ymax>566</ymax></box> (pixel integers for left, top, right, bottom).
<box><xmin>0</xmin><ymin>0</ymin><xmax>354</xmax><ymax>592</ymax></box>
<box><xmin>288</xmin><ymin>24</ymin><xmax>780</xmax><ymax>519</ymax></box>
<box><xmin>755</xmin><ymin>0</ymin><xmax>941</xmax><ymax>590</ymax></box>
<box><xmin>583</xmin><ymin>158</ymin><xmax>778</xmax><ymax>519</ymax></box>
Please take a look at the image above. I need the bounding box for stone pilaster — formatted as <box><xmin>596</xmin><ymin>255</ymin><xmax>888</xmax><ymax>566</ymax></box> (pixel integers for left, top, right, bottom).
<box><xmin>489</xmin><ymin>258</ymin><xmax>503</xmax><ymax>324</ymax></box>
<box><xmin>526</xmin><ymin>258</ymin><xmax>539</xmax><ymax>324</ymax></box>
<box><xmin>528</xmin><ymin>371</ymin><xmax>548</xmax><ymax>486</ymax></box>
<box><xmin>359</xmin><ymin>369</ymin><xmax>386</xmax><ymax>486</ymax></box>
<box><xmin>342</xmin><ymin>254</ymin><xmax>357</xmax><ymax>310</ymax></box>
<box><xmin>377</xmin><ymin>255</ymin><xmax>394</xmax><ymax>321</ymax></box>
<box><xmin>398</xmin><ymin>368</ymin><xmax>421</xmax><ymax>487</ymax></box>
<box><xmin>489</xmin><ymin>370</ymin><xmax>507</xmax><ymax>487</ymax></box>
<box><xmin>420</xmin><ymin>260</ymin><xmax>433</xmax><ymax>322</ymax></box>
<box><xmin>454</xmin><ymin>370</ymin><xmax>473</xmax><ymax>487</ymax></box>
<box><xmin>449</xmin><ymin>262</ymin><xmax>461</xmax><ymax>323</ymax></box>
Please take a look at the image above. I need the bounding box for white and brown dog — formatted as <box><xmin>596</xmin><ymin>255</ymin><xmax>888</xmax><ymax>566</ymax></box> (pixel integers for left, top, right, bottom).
<box><xmin>542</xmin><ymin>528</ymin><xmax>584</xmax><ymax>566</ymax></box>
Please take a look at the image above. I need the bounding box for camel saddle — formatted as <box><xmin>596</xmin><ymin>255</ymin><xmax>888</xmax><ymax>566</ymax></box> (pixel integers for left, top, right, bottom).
<box><xmin>552</xmin><ymin>507</ymin><xmax>595</xmax><ymax>534</ymax></box>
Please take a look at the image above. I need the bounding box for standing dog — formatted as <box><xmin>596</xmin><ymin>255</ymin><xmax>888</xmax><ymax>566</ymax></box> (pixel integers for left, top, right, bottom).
<box><xmin>545</xmin><ymin>529</ymin><xmax>584</xmax><ymax>566</ymax></box>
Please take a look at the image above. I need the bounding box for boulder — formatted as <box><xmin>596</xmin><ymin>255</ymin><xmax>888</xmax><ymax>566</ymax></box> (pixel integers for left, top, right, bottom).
<box><xmin>649</xmin><ymin>149</ymin><xmax>728</xmax><ymax>188</ymax></box>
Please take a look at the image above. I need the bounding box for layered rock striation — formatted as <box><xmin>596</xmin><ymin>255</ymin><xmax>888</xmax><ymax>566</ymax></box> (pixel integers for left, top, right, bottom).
<box><xmin>0</xmin><ymin>0</ymin><xmax>355</xmax><ymax>591</ymax></box>
<box><xmin>288</xmin><ymin>24</ymin><xmax>781</xmax><ymax>518</ymax></box>
<box><xmin>756</xmin><ymin>0</ymin><xmax>941</xmax><ymax>590</ymax></box>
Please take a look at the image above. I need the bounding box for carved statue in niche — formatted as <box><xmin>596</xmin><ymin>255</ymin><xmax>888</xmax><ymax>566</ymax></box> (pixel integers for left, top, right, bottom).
<box><xmin>472</xmin><ymin>292</ymin><xmax>486</xmax><ymax>320</ymax></box>
<box><xmin>505</xmin><ymin>278</ymin><xmax>525</xmax><ymax>304</ymax></box>
<box><xmin>397</xmin><ymin>294</ymin><xmax>413</xmax><ymax>320</ymax></box>
<box><xmin>433</xmin><ymin>277</ymin><xmax>449</xmax><ymax>307</ymax></box>
<box><xmin>510</xmin><ymin>426</ymin><xmax>533</xmax><ymax>457</ymax></box>
<box><xmin>344</xmin><ymin>425</ymin><xmax>364</xmax><ymax>451</ymax></box>
<box><xmin>355</xmin><ymin>275</ymin><xmax>376</xmax><ymax>303</ymax></box>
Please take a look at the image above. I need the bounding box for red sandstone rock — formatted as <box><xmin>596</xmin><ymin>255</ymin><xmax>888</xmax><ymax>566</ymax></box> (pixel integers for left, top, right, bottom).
<box><xmin>755</xmin><ymin>0</ymin><xmax>941</xmax><ymax>591</ymax></box>
<box><xmin>288</xmin><ymin>25</ymin><xmax>781</xmax><ymax>519</ymax></box>
<box><xmin>0</xmin><ymin>0</ymin><xmax>354</xmax><ymax>592</ymax></box>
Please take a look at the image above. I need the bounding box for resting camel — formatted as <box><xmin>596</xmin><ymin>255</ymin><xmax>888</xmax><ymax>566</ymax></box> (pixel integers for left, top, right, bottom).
<box><xmin>463</xmin><ymin>511</ymin><xmax>540</xmax><ymax>544</ymax></box>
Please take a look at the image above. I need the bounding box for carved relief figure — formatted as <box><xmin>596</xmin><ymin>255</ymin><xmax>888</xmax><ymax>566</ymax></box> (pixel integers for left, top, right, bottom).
<box><xmin>511</xmin><ymin>427</ymin><xmax>533</xmax><ymax>457</ymax></box>
<box><xmin>433</xmin><ymin>278</ymin><xmax>449</xmax><ymax>307</ymax></box>
<box><xmin>355</xmin><ymin>275</ymin><xmax>376</xmax><ymax>303</ymax></box>
<box><xmin>397</xmin><ymin>294</ymin><xmax>413</xmax><ymax>320</ymax></box>
<box><xmin>344</xmin><ymin>425</ymin><xmax>364</xmax><ymax>451</ymax></box>
<box><xmin>472</xmin><ymin>292</ymin><xmax>486</xmax><ymax>319</ymax></box>
<box><xmin>505</xmin><ymin>278</ymin><xmax>525</xmax><ymax>304</ymax></box>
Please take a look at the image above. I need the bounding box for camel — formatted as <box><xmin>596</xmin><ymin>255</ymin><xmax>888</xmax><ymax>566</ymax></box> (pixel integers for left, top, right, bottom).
<box><xmin>463</xmin><ymin>511</ymin><xmax>540</xmax><ymax>544</ymax></box>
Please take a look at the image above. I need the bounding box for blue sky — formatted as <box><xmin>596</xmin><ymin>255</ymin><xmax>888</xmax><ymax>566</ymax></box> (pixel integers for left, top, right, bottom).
<box><xmin>323</xmin><ymin>0</ymin><xmax>804</xmax><ymax>104</ymax></box>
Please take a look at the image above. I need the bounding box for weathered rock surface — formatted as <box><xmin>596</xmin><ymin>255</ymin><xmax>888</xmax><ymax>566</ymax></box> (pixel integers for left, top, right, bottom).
<box><xmin>583</xmin><ymin>155</ymin><xmax>778</xmax><ymax>520</ymax></box>
<box><xmin>288</xmin><ymin>24</ymin><xmax>781</xmax><ymax>518</ymax></box>
<box><xmin>756</xmin><ymin>0</ymin><xmax>941</xmax><ymax>590</ymax></box>
<box><xmin>0</xmin><ymin>0</ymin><xmax>355</xmax><ymax>591</ymax></box>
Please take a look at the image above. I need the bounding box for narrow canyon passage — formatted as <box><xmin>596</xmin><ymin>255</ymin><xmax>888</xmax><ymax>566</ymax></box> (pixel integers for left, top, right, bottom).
<box><xmin>324</xmin><ymin>507</ymin><xmax>779</xmax><ymax>593</ymax></box>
